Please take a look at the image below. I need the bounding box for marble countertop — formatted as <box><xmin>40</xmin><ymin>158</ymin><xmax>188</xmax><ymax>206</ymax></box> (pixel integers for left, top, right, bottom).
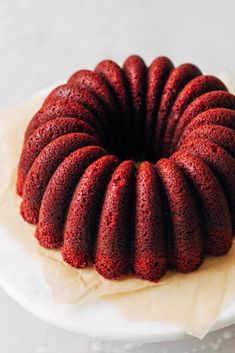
<box><xmin>1</xmin><ymin>0</ymin><xmax>235</xmax><ymax>351</ymax></box>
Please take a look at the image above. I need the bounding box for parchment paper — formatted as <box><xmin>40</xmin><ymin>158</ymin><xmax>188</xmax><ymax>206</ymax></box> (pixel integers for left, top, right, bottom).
<box><xmin>1</xmin><ymin>73</ymin><xmax>235</xmax><ymax>339</ymax></box>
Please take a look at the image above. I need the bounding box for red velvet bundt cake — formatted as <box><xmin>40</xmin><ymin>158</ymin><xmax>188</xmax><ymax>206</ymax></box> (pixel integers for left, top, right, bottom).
<box><xmin>17</xmin><ymin>55</ymin><xmax>235</xmax><ymax>282</ymax></box>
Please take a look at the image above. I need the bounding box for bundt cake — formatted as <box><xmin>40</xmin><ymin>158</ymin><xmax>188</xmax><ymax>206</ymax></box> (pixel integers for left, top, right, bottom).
<box><xmin>17</xmin><ymin>55</ymin><xmax>235</xmax><ymax>282</ymax></box>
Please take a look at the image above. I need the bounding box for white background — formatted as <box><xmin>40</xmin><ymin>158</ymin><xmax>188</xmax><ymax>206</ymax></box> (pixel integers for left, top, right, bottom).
<box><xmin>1</xmin><ymin>0</ymin><xmax>235</xmax><ymax>352</ymax></box>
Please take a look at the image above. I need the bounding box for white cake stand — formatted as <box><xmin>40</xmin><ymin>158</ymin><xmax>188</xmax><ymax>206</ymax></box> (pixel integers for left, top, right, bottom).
<box><xmin>1</xmin><ymin>215</ymin><xmax>235</xmax><ymax>344</ymax></box>
<box><xmin>0</xmin><ymin>85</ymin><xmax>235</xmax><ymax>343</ymax></box>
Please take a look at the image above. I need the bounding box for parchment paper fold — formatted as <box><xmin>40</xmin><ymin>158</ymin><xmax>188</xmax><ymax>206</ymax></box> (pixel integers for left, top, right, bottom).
<box><xmin>1</xmin><ymin>73</ymin><xmax>235</xmax><ymax>339</ymax></box>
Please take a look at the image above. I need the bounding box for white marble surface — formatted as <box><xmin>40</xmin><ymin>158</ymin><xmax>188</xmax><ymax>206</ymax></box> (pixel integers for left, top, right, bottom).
<box><xmin>1</xmin><ymin>0</ymin><xmax>235</xmax><ymax>351</ymax></box>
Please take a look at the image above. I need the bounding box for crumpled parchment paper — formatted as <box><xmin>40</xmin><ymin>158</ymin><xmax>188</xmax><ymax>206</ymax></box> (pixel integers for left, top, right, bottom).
<box><xmin>1</xmin><ymin>72</ymin><xmax>235</xmax><ymax>339</ymax></box>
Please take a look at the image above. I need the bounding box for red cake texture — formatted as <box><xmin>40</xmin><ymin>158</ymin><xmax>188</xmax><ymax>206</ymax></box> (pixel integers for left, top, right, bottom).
<box><xmin>145</xmin><ymin>56</ymin><xmax>174</xmax><ymax>159</ymax></box>
<box><xmin>180</xmin><ymin>125</ymin><xmax>235</xmax><ymax>157</ymax></box>
<box><xmin>95</xmin><ymin>160</ymin><xmax>135</xmax><ymax>279</ymax></box>
<box><xmin>123</xmin><ymin>55</ymin><xmax>147</xmax><ymax>159</ymax></box>
<box><xmin>43</xmin><ymin>84</ymin><xmax>112</xmax><ymax>148</ymax></box>
<box><xmin>62</xmin><ymin>155</ymin><xmax>119</xmax><ymax>268</ymax></box>
<box><xmin>178</xmin><ymin>108</ymin><xmax>235</xmax><ymax>148</ymax></box>
<box><xmin>134</xmin><ymin>162</ymin><xmax>167</xmax><ymax>281</ymax></box>
<box><xmin>95</xmin><ymin>60</ymin><xmax>133</xmax><ymax>158</ymax></box>
<box><xmin>171</xmin><ymin>90</ymin><xmax>235</xmax><ymax>154</ymax></box>
<box><xmin>20</xmin><ymin>133</ymin><xmax>99</xmax><ymax>224</ymax></box>
<box><xmin>36</xmin><ymin>146</ymin><xmax>107</xmax><ymax>249</ymax></box>
<box><xmin>68</xmin><ymin>69</ymin><xmax>120</xmax><ymax>154</ymax></box>
<box><xmin>171</xmin><ymin>151</ymin><xmax>232</xmax><ymax>255</ymax></box>
<box><xmin>25</xmin><ymin>99</ymin><xmax>103</xmax><ymax>145</ymax></box>
<box><xmin>154</xmin><ymin>63</ymin><xmax>202</xmax><ymax>158</ymax></box>
<box><xmin>180</xmin><ymin>138</ymin><xmax>235</xmax><ymax>231</ymax></box>
<box><xmin>156</xmin><ymin>158</ymin><xmax>203</xmax><ymax>272</ymax></box>
<box><xmin>163</xmin><ymin>76</ymin><xmax>227</xmax><ymax>156</ymax></box>
<box><xmin>17</xmin><ymin>118</ymin><xmax>97</xmax><ymax>196</ymax></box>
<box><xmin>17</xmin><ymin>56</ymin><xmax>235</xmax><ymax>282</ymax></box>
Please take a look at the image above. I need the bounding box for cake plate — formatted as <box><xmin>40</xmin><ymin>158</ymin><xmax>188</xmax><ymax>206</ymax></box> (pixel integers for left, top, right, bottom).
<box><xmin>1</xmin><ymin>220</ymin><xmax>235</xmax><ymax>344</ymax></box>
<box><xmin>0</xmin><ymin>87</ymin><xmax>235</xmax><ymax>343</ymax></box>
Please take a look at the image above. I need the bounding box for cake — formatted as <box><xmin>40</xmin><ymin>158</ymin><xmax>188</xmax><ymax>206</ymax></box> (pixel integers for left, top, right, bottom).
<box><xmin>17</xmin><ymin>55</ymin><xmax>235</xmax><ymax>281</ymax></box>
